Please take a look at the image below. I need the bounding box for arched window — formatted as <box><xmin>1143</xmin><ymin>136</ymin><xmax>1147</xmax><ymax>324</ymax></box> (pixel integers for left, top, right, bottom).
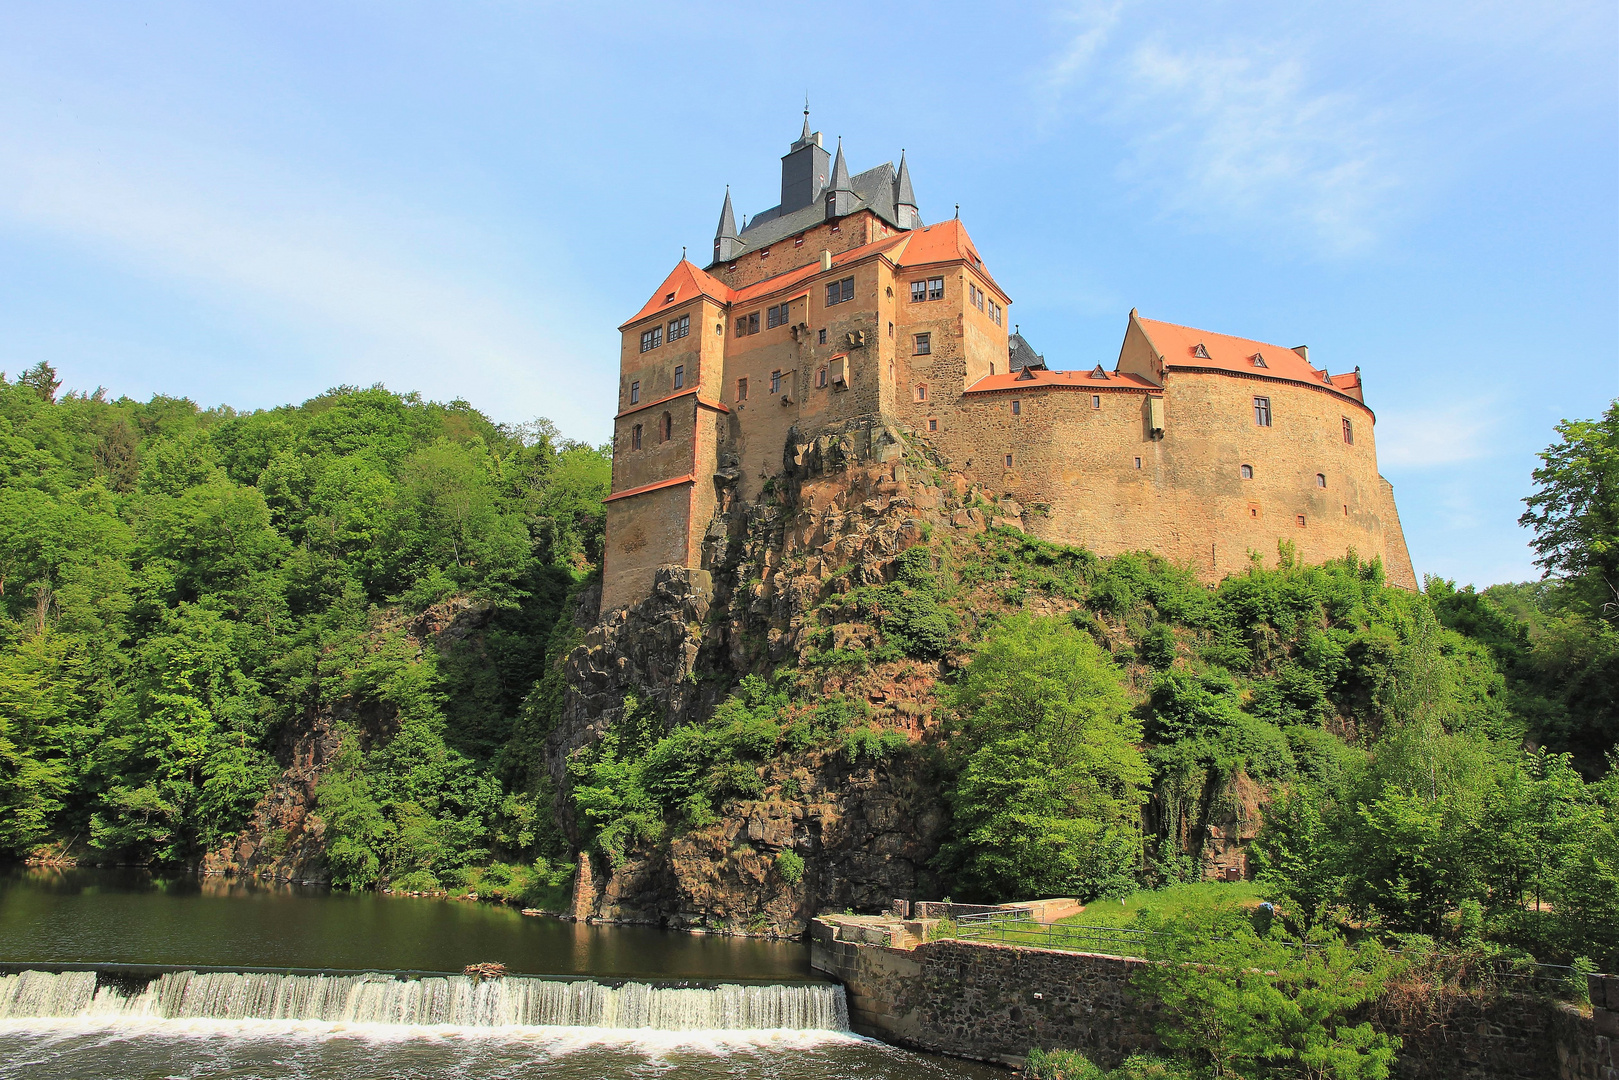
<box><xmin>1240</xmin><ymin>464</ymin><xmax>1253</xmax><ymax>480</ymax></box>
<box><xmin>660</xmin><ymin>412</ymin><xmax>672</xmax><ymax>442</ymax></box>
<box><xmin>1316</xmin><ymin>473</ymin><xmax>1326</xmax><ymax>487</ymax></box>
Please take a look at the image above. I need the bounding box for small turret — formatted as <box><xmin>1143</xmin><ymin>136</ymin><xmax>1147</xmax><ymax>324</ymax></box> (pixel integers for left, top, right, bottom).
<box><xmin>824</xmin><ymin>138</ymin><xmax>856</xmax><ymax>220</ymax></box>
<box><xmin>713</xmin><ymin>187</ymin><xmax>740</xmax><ymax>262</ymax></box>
<box><xmin>894</xmin><ymin>150</ymin><xmax>920</xmax><ymax>230</ymax></box>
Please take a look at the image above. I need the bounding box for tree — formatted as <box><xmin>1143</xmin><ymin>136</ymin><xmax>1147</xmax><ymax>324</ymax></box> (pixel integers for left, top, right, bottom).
<box><xmin>1132</xmin><ymin>907</ymin><xmax>1402</xmax><ymax>1080</ymax></box>
<box><xmin>1521</xmin><ymin>399</ymin><xmax>1619</xmax><ymax>619</ymax></box>
<box><xmin>941</xmin><ymin>615</ymin><xmax>1149</xmax><ymax>901</ymax></box>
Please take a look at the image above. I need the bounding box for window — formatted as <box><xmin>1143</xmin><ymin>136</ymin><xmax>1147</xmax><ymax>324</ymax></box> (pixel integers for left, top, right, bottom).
<box><xmin>826</xmin><ymin>276</ymin><xmax>855</xmax><ymax>305</ymax></box>
<box><xmin>914</xmin><ymin>384</ymin><xmax>927</xmax><ymax>402</ymax></box>
<box><xmin>910</xmin><ymin>280</ymin><xmax>927</xmax><ymax>302</ymax></box>
<box><xmin>663</xmin><ymin>291</ymin><xmax>675</xmax><ymax>303</ymax></box>
<box><xmin>1254</xmin><ymin>396</ymin><xmax>1272</xmax><ymax>427</ymax></box>
<box><xmin>673</xmin><ymin>365</ymin><xmax>684</xmax><ymax>390</ymax></box>
<box><xmin>1011</xmin><ymin>400</ymin><xmax>1021</xmax><ymax>415</ymax></box>
<box><xmin>1343</xmin><ymin>504</ymin><xmax>1349</xmax><ymax>516</ymax></box>
<box><xmin>888</xmin><ymin>321</ymin><xmax>893</xmax><ymax>336</ymax></box>
<box><xmin>640</xmin><ymin>326</ymin><xmax>662</xmax><ymax>352</ymax></box>
<box><xmin>928</xmin><ymin>418</ymin><xmax>937</xmax><ymax>432</ymax></box>
<box><xmin>1342</xmin><ymin>417</ymin><xmax>1354</xmax><ymax>444</ymax></box>
<box><xmin>1297</xmin><ymin>515</ymin><xmax>1307</xmax><ymax>528</ymax></box>
<box><xmin>759</xmin><ymin>248</ymin><xmax>770</xmax><ymax>258</ymax></box>
<box><xmin>771</xmin><ymin>370</ymin><xmax>782</xmax><ymax>394</ymax></box>
<box><xmin>748</xmin><ymin>312</ymin><xmax>760</xmax><ymax>334</ymax></box>
<box><xmin>818</xmin><ymin>328</ymin><xmax>827</xmax><ymax>344</ymax></box>
<box><xmin>927</xmin><ymin>276</ymin><xmax>944</xmax><ymax>300</ymax></box>
<box><xmin>1240</xmin><ymin>464</ymin><xmax>1253</xmax><ymax>480</ymax></box>
<box><xmin>794</xmin><ymin>236</ymin><xmax>804</xmax><ymax>247</ymax></box>
<box><xmin>968</xmin><ymin>284</ymin><xmax>985</xmax><ymax>311</ymax></box>
<box><xmin>767</xmin><ymin>302</ymin><xmax>790</xmax><ymax>329</ymax></box>
<box><xmin>668</xmin><ymin>314</ymin><xmax>689</xmax><ymax>341</ymax></box>
<box><xmin>816</xmin><ymin>367</ymin><xmax>827</xmax><ymax>388</ymax></box>
<box><xmin>1092</xmin><ymin>395</ymin><xmax>1101</xmax><ymax>409</ymax></box>
<box><xmin>630</xmin><ymin>381</ymin><xmax>640</xmax><ymax>404</ymax></box>
<box><xmin>631</xmin><ymin>424</ymin><xmax>642</xmax><ymax>450</ymax></box>
<box><xmin>1316</xmin><ymin>473</ymin><xmax>1326</xmax><ymax>488</ymax></box>
<box><xmin>1135</xmin><ymin>457</ymin><xmax>1142</xmax><ymax>469</ymax></box>
<box><xmin>736</xmin><ymin>313</ymin><xmax>760</xmax><ymax>337</ymax></box>
<box><xmin>990</xmin><ymin>300</ymin><xmax>1002</xmax><ymax>326</ymax></box>
<box><xmin>914</xmin><ymin>333</ymin><xmax>931</xmax><ymax>355</ymax></box>
<box><xmin>660</xmin><ymin>412</ymin><xmax>672</xmax><ymax>441</ymax></box>
<box><xmin>1005</xmin><ymin>454</ymin><xmax>1013</xmax><ymax>467</ymax></box>
<box><xmin>989</xmin><ymin>363</ymin><xmax>995</xmax><ymax>375</ymax></box>
<box><xmin>736</xmin><ymin>377</ymin><xmax>748</xmax><ymax>401</ymax></box>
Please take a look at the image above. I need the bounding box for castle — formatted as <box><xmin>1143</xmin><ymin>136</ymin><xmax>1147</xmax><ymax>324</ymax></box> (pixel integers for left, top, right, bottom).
<box><xmin>602</xmin><ymin>115</ymin><xmax>1416</xmax><ymax>611</ymax></box>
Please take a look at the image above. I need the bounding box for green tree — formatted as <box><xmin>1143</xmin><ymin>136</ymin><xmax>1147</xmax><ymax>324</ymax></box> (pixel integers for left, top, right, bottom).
<box><xmin>1133</xmin><ymin>907</ymin><xmax>1401</xmax><ymax>1080</ymax></box>
<box><xmin>941</xmin><ymin>615</ymin><xmax>1149</xmax><ymax>901</ymax></box>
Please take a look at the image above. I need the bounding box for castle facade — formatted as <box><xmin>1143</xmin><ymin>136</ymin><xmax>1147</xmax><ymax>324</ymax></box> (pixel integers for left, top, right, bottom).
<box><xmin>601</xmin><ymin>117</ymin><xmax>1416</xmax><ymax>611</ymax></box>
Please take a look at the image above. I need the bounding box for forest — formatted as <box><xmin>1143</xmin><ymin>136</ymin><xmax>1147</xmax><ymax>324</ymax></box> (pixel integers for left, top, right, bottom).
<box><xmin>0</xmin><ymin>361</ymin><xmax>1614</xmax><ymax>975</ymax></box>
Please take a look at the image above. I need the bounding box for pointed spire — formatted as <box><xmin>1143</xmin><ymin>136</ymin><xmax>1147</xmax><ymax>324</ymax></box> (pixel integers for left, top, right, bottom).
<box><xmin>713</xmin><ymin>187</ymin><xmax>740</xmax><ymax>263</ymax></box>
<box><xmin>829</xmin><ymin>138</ymin><xmax>852</xmax><ymax>191</ymax></box>
<box><xmin>894</xmin><ymin>149</ymin><xmax>919</xmax><ymax>229</ymax></box>
<box><xmin>716</xmin><ymin>187</ymin><xmax>737</xmax><ymax>240</ymax></box>
<box><xmin>824</xmin><ymin>137</ymin><xmax>856</xmax><ymax>221</ymax></box>
<box><xmin>801</xmin><ymin>95</ymin><xmax>812</xmax><ymax>144</ymax></box>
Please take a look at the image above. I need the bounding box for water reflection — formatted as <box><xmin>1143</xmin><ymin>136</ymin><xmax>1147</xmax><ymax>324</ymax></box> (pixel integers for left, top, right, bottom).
<box><xmin>0</xmin><ymin>867</ymin><xmax>812</xmax><ymax>983</ymax></box>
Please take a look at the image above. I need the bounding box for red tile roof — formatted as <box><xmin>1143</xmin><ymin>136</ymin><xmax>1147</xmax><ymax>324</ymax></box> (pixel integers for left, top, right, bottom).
<box><xmin>622</xmin><ymin>221</ymin><xmax>1008</xmax><ymax>329</ymax></box>
<box><xmin>620</xmin><ymin>261</ymin><xmax>733</xmax><ymax>330</ymax></box>
<box><xmin>1135</xmin><ymin>316</ymin><xmax>1361</xmax><ymax>402</ymax></box>
<box><xmin>893</xmin><ymin>220</ymin><xmax>1008</xmax><ymax>298</ymax></box>
<box><xmin>965</xmin><ymin>368</ymin><xmax>1161</xmax><ymax>394</ymax></box>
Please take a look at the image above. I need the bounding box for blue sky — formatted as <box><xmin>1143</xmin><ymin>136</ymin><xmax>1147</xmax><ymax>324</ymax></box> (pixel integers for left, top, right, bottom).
<box><xmin>1</xmin><ymin>2</ymin><xmax>1613</xmax><ymax>588</ymax></box>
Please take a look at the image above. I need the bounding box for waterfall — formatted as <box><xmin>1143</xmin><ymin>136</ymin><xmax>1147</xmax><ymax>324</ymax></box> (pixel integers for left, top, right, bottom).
<box><xmin>0</xmin><ymin>970</ymin><xmax>849</xmax><ymax>1032</ymax></box>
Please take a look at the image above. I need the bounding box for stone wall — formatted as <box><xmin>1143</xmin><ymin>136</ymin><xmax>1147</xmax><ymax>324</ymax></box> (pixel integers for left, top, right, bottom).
<box><xmin>810</xmin><ymin>919</ymin><xmax>1608</xmax><ymax>1078</ymax></box>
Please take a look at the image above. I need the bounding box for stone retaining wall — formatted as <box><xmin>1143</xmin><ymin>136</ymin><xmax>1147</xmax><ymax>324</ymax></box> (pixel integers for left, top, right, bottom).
<box><xmin>809</xmin><ymin>917</ymin><xmax>1610</xmax><ymax>1078</ymax></box>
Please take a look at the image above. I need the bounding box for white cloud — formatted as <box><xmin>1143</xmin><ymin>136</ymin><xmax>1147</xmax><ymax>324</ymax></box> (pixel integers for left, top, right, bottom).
<box><xmin>1035</xmin><ymin>10</ymin><xmax>1407</xmax><ymax>253</ymax></box>
<box><xmin>1377</xmin><ymin>397</ymin><xmax>1501</xmax><ymax>469</ymax></box>
<box><xmin>0</xmin><ymin>120</ymin><xmax>609</xmax><ymax>432</ymax></box>
<box><xmin>1112</xmin><ymin>42</ymin><xmax>1398</xmax><ymax>254</ymax></box>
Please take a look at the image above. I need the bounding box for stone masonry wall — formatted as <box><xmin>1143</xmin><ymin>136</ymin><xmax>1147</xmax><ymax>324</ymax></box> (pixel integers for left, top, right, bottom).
<box><xmin>810</xmin><ymin>920</ymin><xmax>1607</xmax><ymax>1078</ymax></box>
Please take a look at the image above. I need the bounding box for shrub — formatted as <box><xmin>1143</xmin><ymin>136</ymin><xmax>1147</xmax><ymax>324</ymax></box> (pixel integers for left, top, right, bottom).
<box><xmin>775</xmin><ymin>850</ymin><xmax>805</xmax><ymax>884</ymax></box>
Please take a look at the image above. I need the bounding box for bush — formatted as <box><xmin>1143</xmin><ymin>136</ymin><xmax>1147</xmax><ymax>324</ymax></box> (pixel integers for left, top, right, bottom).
<box><xmin>775</xmin><ymin>849</ymin><xmax>805</xmax><ymax>884</ymax></box>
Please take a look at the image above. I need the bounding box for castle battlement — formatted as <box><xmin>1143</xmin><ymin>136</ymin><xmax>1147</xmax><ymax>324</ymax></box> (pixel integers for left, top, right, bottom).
<box><xmin>600</xmin><ymin>118</ymin><xmax>1415</xmax><ymax>610</ymax></box>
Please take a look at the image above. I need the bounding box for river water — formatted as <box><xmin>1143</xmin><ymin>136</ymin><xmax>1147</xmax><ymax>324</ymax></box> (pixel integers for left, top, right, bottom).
<box><xmin>0</xmin><ymin>868</ymin><xmax>999</xmax><ymax>1079</ymax></box>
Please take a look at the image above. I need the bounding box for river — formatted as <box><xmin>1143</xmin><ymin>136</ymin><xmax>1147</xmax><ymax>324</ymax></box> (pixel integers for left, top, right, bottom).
<box><xmin>0</xmin><ymin>868</ymin><xmax>1000</xmax><ymax>1079</ymax></box>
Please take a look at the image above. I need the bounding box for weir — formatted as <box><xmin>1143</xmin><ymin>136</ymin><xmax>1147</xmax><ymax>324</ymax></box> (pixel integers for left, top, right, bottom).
<box><xmin>0</xmin><ymin>969</ymin><xmax>849</xmax><ymax>1032</ymax></box>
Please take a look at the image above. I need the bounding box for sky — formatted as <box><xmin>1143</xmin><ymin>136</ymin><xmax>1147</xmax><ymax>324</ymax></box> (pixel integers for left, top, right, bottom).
<box><xmin>0</xmin><ymin>2</ymin><xmax>1614</xmax><ymax>589</ymax></box>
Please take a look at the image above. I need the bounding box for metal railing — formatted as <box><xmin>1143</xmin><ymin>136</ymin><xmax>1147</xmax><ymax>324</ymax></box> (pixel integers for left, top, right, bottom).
<box><xmin>941</xmin><ymin>910</ymin><xmax>1594</xmax><ymax>996</ymax></box>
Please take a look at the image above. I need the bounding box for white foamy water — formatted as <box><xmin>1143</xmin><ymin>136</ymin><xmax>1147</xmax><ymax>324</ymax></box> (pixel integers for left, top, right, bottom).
<box><xmin>0</xmin><ymin>969</ymin><xmax>849</xmax><ymax>1034</ymax></box>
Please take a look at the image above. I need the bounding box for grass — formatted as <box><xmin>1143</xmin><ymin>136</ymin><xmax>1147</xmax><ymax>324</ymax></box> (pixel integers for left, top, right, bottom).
<box><xmin>1059</xmin><ymin>881</ymin><xmax>1265</xmax><ymax>930</ymax></box>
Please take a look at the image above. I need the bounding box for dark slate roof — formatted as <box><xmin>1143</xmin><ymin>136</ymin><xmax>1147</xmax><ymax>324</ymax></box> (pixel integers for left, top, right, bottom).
<box><xmin>895</xmin><ymin>151</ymin><xmax>916</xmax><ymax>208</ymax></box>
<box><xmin>714</xmin><ymin>163</ymin><xmax>909</xmax><ymax>264</ymax></box>
<box><xmin>1009</xmin><ymin>332</ymin><xmax>1047</xmax><ymax>371</ymax></box>
<box><xmin>716</xmin><ymin>188</ymin><xmax>737</xmax><ymax>241</ymax></box>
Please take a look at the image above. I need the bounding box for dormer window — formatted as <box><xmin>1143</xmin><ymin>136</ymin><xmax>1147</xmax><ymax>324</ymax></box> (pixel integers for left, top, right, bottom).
<box><xmin>1252</xmin><ymin>353</ymin><xmax>1267</xmax><ymax>368</ymax></box>
<box><xmin>664</xmin><ymin>292</ymin><xmax>675</xmax><ymax>304</ymax></box>
<box><xmin>794</xmin><ymin>236</ymin><xmax>804</xmax><ymax>247</ymax></box>
<box><xmin>1193</xmin><ymin>343</ymin><xmax>1211</xmax><ymax>359</ymax></box>
<box><xmin>1091</xmin><ymin>365</ymin><xmax>1109</xmax><ymax>379</ymax></box>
